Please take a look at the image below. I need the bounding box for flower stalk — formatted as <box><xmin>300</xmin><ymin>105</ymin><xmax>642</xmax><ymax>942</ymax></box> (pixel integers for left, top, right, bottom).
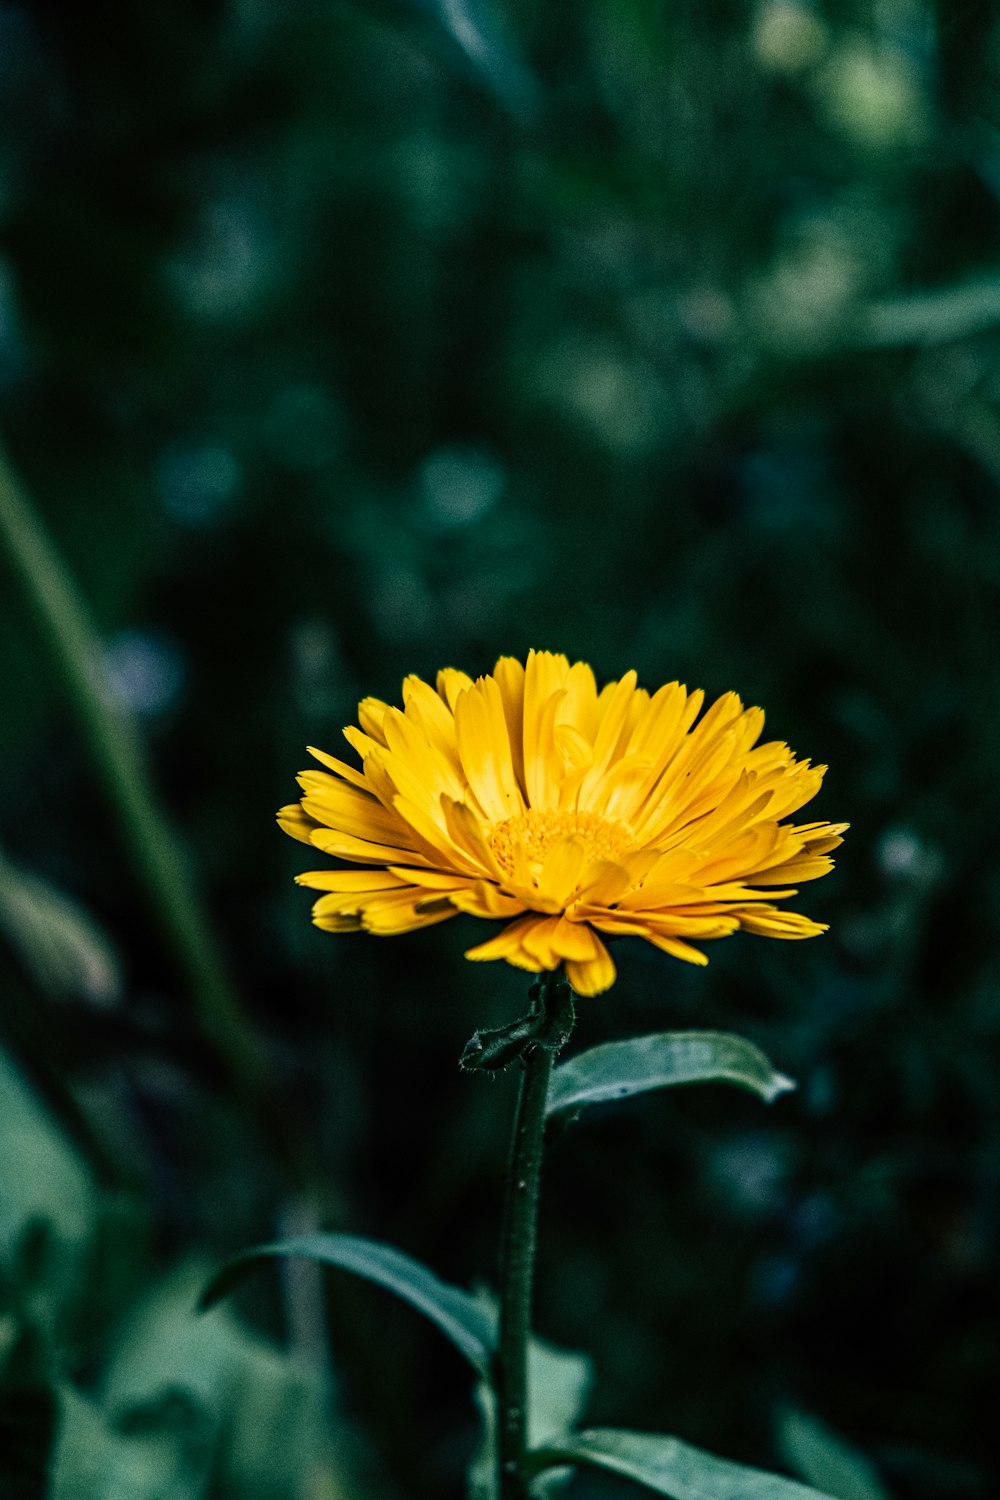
<box><xmin>494</xmin><ymin>971</ymin><xmax>574</xmax><ymax>1498</ymax></box>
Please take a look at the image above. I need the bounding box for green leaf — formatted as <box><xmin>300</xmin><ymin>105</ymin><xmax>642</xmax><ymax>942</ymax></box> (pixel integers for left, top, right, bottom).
<box><xmin>0</xmin><ymin>1047</ymin><xmax>97</xmax><ymax>1335</ymax></box>
<box><xmin>467</xmin><ymin>1324</ymin><xmax>593</xmax><ymax>1500</ymax></box>
<box><xmin>405</xmin><ymin>0</ymin><xmax>538</xmax><ymax>118</ymax></box>
<box><xmin>467</xmin><ymin>1381</ymin><xmax>500</xmax><ymax>1500</ymax></box>
<box><xmin>524</xmin><ymin>1337</ymin><xmax>593</xmax><ymax>1499</ymax></box>
<box><xmin>200</xmin><ymin>1232</ymin><xmax>495</xmax><ymax>1376</ymax></box>
<box><xmin>526</xmin><ymin>1429</ymin><xmax>838</xmax><ymax>1499</ymax></box>
<box><xmin>54</xmin><ymin>1262</ymin><xmax>343</xmax><ymax>1500</ymax></box>
<box><xmin>0</xmin><ymin>850</ymin><xmax>122</xmax><ymax>1006</ymax></box>
<box><xmin>52</xmin><ymin>1386</ymin><xmax>206</xmax><ymax>1500</ymax></box>
<box><xmin>859</xmin><ymin>276</ymin><xmax>1000</xmax><ymax>347</ymax></box>
<box><xmin>777</xmin><ymin>1406</ymin><xmax>892</xmax><ymax>1500</ymax></box>
<box><xmin>0</xmin><ymin>1314</ymin><xmax>59</xmax><ymax>1497</ymax></box>
<box><xmin>526</xmin><ymin>1336</ymin><xmax>593</xmax><ymax>1452</ymax></box>
<box><xmin>547</xmin><ymin>1031</ymin><xmax>796</xmax><ymax>1118</ymax></box>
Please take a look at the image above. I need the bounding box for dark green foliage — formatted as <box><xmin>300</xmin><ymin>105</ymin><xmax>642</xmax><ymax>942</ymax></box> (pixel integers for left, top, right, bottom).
<box><xmin>1</xmin><ymin>0</ymin><xmax>999</xmax><ymax>1495</ymax></box>
<box><xmin>200</xmin><ymin>1232</ymin><xmax>497</xmax><ymax>1373</ymax></box>
<box><xmin>526</xmin><ymin>1429</ymin><xmax>838</xmax><ymax>1499</ymax></box>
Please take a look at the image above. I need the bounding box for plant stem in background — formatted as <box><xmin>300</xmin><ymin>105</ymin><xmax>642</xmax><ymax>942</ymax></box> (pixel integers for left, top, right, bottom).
<box><xmin>496</xmin><ymin>971</ymin><xmax>569</xmax><ymax>1499</ymax></box>
<box><xmin>0</xmin><ymin>441</ymin><xmax>265</xmax><ymax>1094</ymax></box>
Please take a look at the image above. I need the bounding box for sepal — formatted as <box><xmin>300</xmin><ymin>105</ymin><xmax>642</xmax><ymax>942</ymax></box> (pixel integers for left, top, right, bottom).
<box><xmin>460</xmin><ymin>974</ymin><xmax>575</xmax><ymax>1072</ymax></box>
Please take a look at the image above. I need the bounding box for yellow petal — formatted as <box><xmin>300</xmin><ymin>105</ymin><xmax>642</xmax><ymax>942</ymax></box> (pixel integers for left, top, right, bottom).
<box><xmin>312</xmin><ymin>912</ymin><xmax>363</xmax><ymax>932</ymax></box>
<box><xmin>307</xmin><ymin>745</ymin><xmax>370</xmax><ymax>789</ymax></box>
<box><xmin>358</xmin><ymin>696</ymin><xmax>392</xmax><ymax>745</ymax></box>
<box><xmin>342</xmin><ymin>723</ymin><xmax>387</xmax><ymax>764</ymax></box>
<box><xmin>297</xmin><ymin>870</ymin><xmax>406</xmax><ymax>891</ymax></box>
<box><xmin>565</xmin><ymin>932</ymin><xmax>616</xmax><ymax>994</ymax></box>
<box><xmin>464</xmin><ymin>913</ymin><xmax>543</xmax><ymax>963</ymax></box>
<box><xmin>436</xmin><ymin>666</ymin><xmax>475</xmax><ymax>711</ymax></box>
<box><xmin>309</xmin><ymin>826</ymin><xmax>432</xmax><ymax>867</ymax></box>
<box><xmin>735</xmin><ymin>906</ymin><xmax>828</xmax><ymax>939</ymax></box>
<box><xmin>297</xmin><ymin>774</ymin><xmax>410</xmax><ymax>845</ymax></box>
<box><xmin>363</xmin><ymin>895</ymin><xmax>458</xmax><ymax>934</ymax></box>
<box><xmin>381</xmin><ymin>708</ymin><xmax>465</xmax><ymax>802</ymax></box>
<box><xmin>555</xmin><ymin>722</ymin><xmax>594</xmax><ymax>773</ymax></box>
<box><xmin>748</xmin><ymin>855</ymin><xmax>836</xmax><ymax>885</ymax></box>
<box><xmin>278</xmin><ymin>805</ymin><xmax>317</xmax><ymax>845</ymax></box>
<box><xmin>442</xmin><ymin>797</ymin><xmax>505</xmax><ymax>877</ymax></box>
<box><xmin>402</xmin><ymin>675</ymin><xmax>462</xmax><ymax>773</ymax></box>
<box><xmin>523</xmin><ymin>652</ymin><xmax>571</xmax><ymax>808</ymax></box>
<box><xmin>641</xmin><ymin>932</ymin><xmax>710</xmax><ymax>965</ymax></box>
<box><xmin>454</xmin><ymin>676</ymin><xmax>523</xmax><ymax>823</ymax></box>
<box><xmin>559</xmin><ymin>659</ymin><xmax>600</xmax><ymax>743</ymax></box>
<box><xmin>450</xmin><ymin>882</ymin><xmax>526</xmax><ymax>919</ymax></box>
<box><xmin>536</xmin><ymin>837</ymin><xmax>588</xmax><ymax>905</ymax></box>
<box><xmin>551</xmin><ymin>916</ymin><xmax>607</xmax><ymax>963</ymax></box>
<box><xmin>492</xmin><ymin>655</ymin><xmax>527</xmax><ymax>797</ymax></box>
<box><xmin>388</xmin><ymin>792</ymin><xmax>474</xmax><ymax>870</ymax></box>
<box><xmin>577</xmin><ymin>671</ymin><xmax>639</xmax><ymax>806</ymax></box>
<box><xmin>386</xmin><ymin>866</ymin><xmax>475</xmax><ymax>891</ymax></box>
<box><xmin>572</xmin><ymin>858</ymin><xmax>636</xmax><ymax>907</ymax></box>
<box><xmin>519</xmin><ymin>916</ymin><xmax>563</xmax><ymax>965</ymax></box>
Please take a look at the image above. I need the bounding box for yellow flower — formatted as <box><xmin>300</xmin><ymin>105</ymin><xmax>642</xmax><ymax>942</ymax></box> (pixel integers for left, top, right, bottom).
<box><xmin>279</xmin><ymin>651</ymin><xmax>847</xmax><ymax>996</ymax></box>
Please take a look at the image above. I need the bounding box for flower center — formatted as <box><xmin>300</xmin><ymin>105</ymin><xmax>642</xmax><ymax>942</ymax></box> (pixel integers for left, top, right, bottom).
<box><xmin>488</xmin><ymin>808</ymin><xmax>630</xmax><ymax>879</ymax></box>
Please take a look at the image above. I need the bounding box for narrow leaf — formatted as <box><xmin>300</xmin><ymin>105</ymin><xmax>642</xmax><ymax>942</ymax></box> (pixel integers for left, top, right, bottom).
<box><xmin>777</xmin><ymin>1406</ymin><xmax>892</xmax><ymax>1500</ymax></box>
<box><xmin>408</xmin><ymin>0</ymin><xmax>538</xmax><ymax>118</ymax></box>
<box><xmin>859</xmin><ymin>277</ymin><xmax>1000</xmax><ymax>347</ymax></box>
<box><xmin>526</xmin><ymin>1429</ymin><xmax>837</xmax><ymax>1500</ymax></box>
<box><xmin>548</xmin><ymin>1031</ymin><xmax>796</xmax><ymax>1119</ymax></box>
<box><xmin>200</xmin><ymin>1232</ymin><xmax>495</xmax><ymax>1376</ymax></box>
<box><xmin>0</xmin><ymin>851</ymin><xmax>122</xmax><ymax>1006</ymax></box>
<box><xmin>467</xmin><ymin>1382</ymin><xmax>500</xmax><ymax>1500</ymax></box>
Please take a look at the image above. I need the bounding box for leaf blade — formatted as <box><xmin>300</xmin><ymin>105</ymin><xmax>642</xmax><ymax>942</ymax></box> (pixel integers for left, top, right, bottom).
<box><xmin>777</xmin><ymin>1406</ymin><xmax>892</xmax><ymax>1500</ymax></box>
<box><xmin>466</xmin><ymin>1293</ymin><xmax>592</xmax><ymax>1500</ymax></box>
<box><xmin>199</xmin><ymin>1232</ymin><xmax>495</xmax><ymax>1376</ymax></box>
<box><xmin>527</xmin><ymin>1428</ymin><xmax>838</xmax><ymax>1499</ymax></box>
<box><xmin>547</xmin><ymin>1031</ymin><xmax>796</xmax><ymax>1119</ymax></box>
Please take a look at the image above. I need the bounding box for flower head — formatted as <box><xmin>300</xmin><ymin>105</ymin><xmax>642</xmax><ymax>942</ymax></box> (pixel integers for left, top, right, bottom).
<box><xmin>279</xmin><ymin>651</ymin><xmax>846</xmax><ymax>996</ymax></box>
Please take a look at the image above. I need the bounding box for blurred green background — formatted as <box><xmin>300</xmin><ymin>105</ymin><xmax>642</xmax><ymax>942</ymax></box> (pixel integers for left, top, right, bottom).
<box><xmin>1</xmin><ymin>0</ymin><xmax>999</xmax><ymax>1495</ymax></box>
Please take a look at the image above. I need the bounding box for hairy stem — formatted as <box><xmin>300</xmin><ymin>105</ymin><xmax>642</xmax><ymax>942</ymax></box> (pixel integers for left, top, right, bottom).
<box><xmin>496</xmin><ymin>970</ymin><xmax>572</xmax><ymax>1498</ymax></box>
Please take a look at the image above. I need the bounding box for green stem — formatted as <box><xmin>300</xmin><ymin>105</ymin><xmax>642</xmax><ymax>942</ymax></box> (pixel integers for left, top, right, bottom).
<box><xmin>0</xmin><ymin>441</ymin><xmax>265</xmax><ymax>1094</ymax></box>
<box><xmin>496</xmin><ymin>971</ymin><xmax>570</xmax><ymax>1499</ymax></box>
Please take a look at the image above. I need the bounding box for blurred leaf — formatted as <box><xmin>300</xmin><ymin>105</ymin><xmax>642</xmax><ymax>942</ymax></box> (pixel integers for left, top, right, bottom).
<box><xmin>402</xmin><ymin>0</ymin><xmax>538</xmax><ymax>117</ymax></box>
<box><xmin>468</xmin><ymin>1381</ymin><xmax>499</xmax><ymax>1500</ymax></box>
<box><xmin>859</xmin><ymin>278</ymin><xmax>1000</xmax><ymax>347</ymax></box>
<box><xmin>0</xmin><ymin>1313</ymin><xmax>59</xmax><ymax>1498</ymax></box>
<box><xmin>0</xmin><ymin>1047</ymin><xmax>96</xmax><ymax>1332</ymax></box>
<box><xmin>200</xmin><ymin>1232</ymin><xmax>496</xmax><ymax>1376</ymax></box>
<box><xmin>547</xmin><ymin>1032</ymin><xmax>796</xmax><ymax>1119</ymax></box>
<box><xmin>468</xmin><ymin>1323</ymin><xmax>593</xmax><ymax>1500</ymax></box>
<box><xmin>777</xmin><ymin>1406</ymin><xmax>892</xmax><ymax>1500</ymax></box>
<box><xmin>52</xmin><ymin>1263</ymin><xmax>337</xmax><ymax>1500</ymax></box>
<box><xmin>0</xmin><ymin>850</ymin><xmax>121</xmax><ymax>1006</ymax></box>
<box><xmin>524</xmin><ymin>1336</ymin><xmax>593</xmax><ymax>1499</ymax></box>
<box><xmin>526</xmin><ymin>1335</ymin><xmax>593</xmax><ymax>1451</ymax></box>
<box><xmin>526</xmin><ymin>1429</ymin><xmax>838</xmax><ymax>1499</ymax></box>
<box><xmin>52</xmin><ymin>1386</ymin><xmax>205</xmax><ymax>1500</ymax></box>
